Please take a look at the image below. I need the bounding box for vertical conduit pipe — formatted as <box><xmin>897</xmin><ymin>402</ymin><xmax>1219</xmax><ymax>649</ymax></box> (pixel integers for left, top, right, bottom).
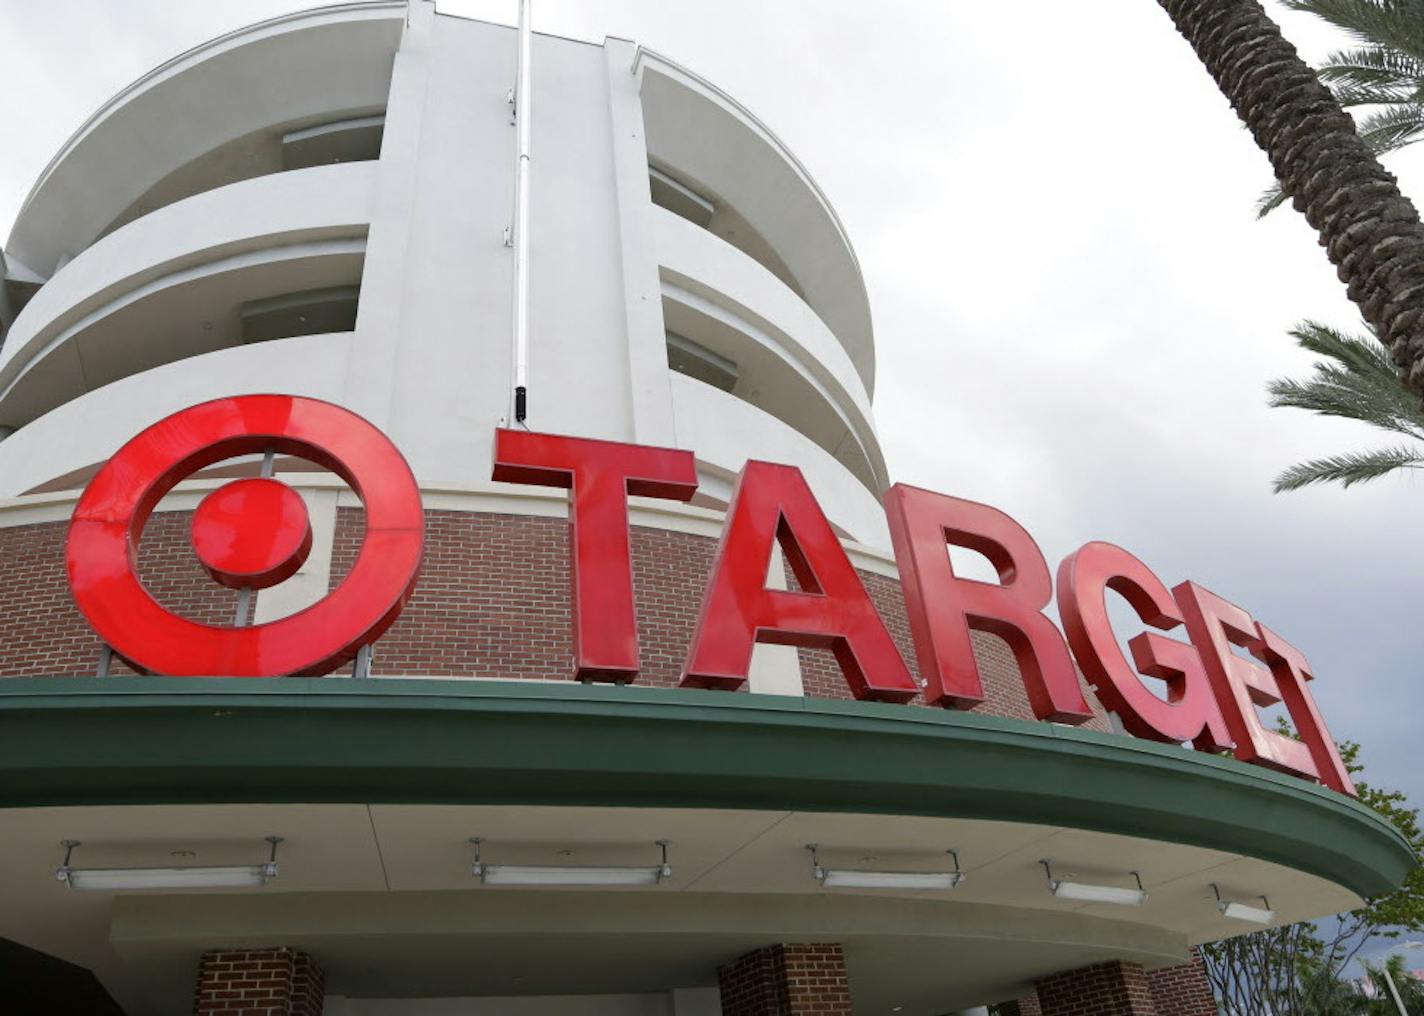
<box><xmin>509</xmin><ymin>0</ymin><xmax>533</xmax><ymax>424</ymax></box>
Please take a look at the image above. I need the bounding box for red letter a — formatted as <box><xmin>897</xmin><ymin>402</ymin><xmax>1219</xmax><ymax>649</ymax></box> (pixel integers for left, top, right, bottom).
<box><xmin>681</xmin><ymin>461</ymin><xmax>918</xmax><ymax>702</ymax></box>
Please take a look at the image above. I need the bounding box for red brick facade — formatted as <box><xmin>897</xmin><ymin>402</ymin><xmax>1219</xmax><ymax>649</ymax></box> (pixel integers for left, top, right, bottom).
<box><xmin>0</xmin><ymin>512</ymin><xmax>237</xmax><ymax>677</ymax></box>
<box><xmin>1146</xmin><ymin>951</ymin><xmax>1217</xmax><ymax>1016</ymax></box>
<box><xmin>192</xmin><ymin>947</ymin><xmax>324</xmax><ymax>1016</ymax></box>
<box><xmin>1008</xmin><ymin>953</ymin><xmax>1215</xmax><ymax>1016</ymax></box>
<box><xmin>0</xmin><ymin>505</ymin><xmax>1110</xmax><ymax>729</ymax></box>
<box><xmin>325</xmin><ymin>507</ymin><xmax>1110</xmax><ymax>727</ymax></box>
<box><xmin>1034</xmin><ymin>961</ymin><xmax>1160</xmax><ymax>1016</ymax></box>
<box><xmin>717</xmin><ymin>943</ymin><xmax>852</xmax><ymax>1016</ymax></box>
<box><xmin>290</xmin><ymin>954</ymin><xmax>326</xmax><ymax>1016</ymax></box>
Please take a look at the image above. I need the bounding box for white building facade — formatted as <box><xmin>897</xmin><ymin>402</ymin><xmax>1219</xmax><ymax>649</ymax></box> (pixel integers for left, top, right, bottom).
<box><xmin>0</xmin><ymin>5</ymin><xmax>1409</xmax><ymax>1016</ymax></box>
<box><xmin>0</xmin><ymin>0</ymin><xmax>886</xmax><ymax>550</ymax></box>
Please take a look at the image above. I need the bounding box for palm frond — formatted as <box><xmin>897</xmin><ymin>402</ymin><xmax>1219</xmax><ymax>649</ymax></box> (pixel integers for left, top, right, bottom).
<box><xmin>1332</xmin><ymin>84</ymin><xmax>1419</xmax><ymax>106</ymax></box>
<box><xmin>1355</xmin><ymin>103</ymin><xmax>1424</xmax><ymax>150</ymax></box>
<box><xmin>1317</xmin><ymin>44</ymin><xmax>1424</xmax><ymax>96</ymax></box>
<box><xmin>1291</xmin><ymin>320</ymin><xmax>1404</xmax><ymax>376</ymax></box>
<box><xmin>1272</xmin><ymin>446</ymin><xmax>1424</xmax><ymax>491</ymax></box>
<box><xmin>1269</xmin><ymin>374</ymin><xmax>1411</xmax><ymax>432</ymax></box>
<box><xmin>1283</xmin><ymin>0</ymin><xmax>1424</xmax><ymax>60</ymax></box>
<box><xmin>1255</xmin><ymin>182</ymin><xmax>1292</xmax><ymax>217</ymax></box>
<box><xmin>1268</xmin><ymin>321</ymin><xmax>1424</xmax><ymax>438</ymax></box>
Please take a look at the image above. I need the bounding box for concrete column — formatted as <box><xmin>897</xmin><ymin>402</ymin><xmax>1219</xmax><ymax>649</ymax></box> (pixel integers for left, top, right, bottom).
<box><xmin>717</xmin><ymin>943</ymin><xmax>851</xmax><ymax>1016</ymax></box>
<box><xmin>342</xmin><ymin>0</ymin><xmax>434</xmax><ymax>434</ymax></box>
<box><xmin>192</xmin><ymin>946</ymin><xmax>325</xmax><ymax>1016</ymax></box>
<box><xmin>604</xmin><ymin>38</ymin><xmax>678</xmax><ymax>448</ymax></box>
<box><xmin>1033</xmin><ymin>960</ymin><xmax>1158</xmax><ymax>1016</ymax></box>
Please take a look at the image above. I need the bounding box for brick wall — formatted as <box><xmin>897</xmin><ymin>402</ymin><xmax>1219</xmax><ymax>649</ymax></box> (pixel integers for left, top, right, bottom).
<box><xmin>1034</xmin><ymin>960</ymin><xmax>1159</xmax><ymax>1016</ymax></box>
<box><xmin>0</xmin><ymin>513</ymin><xmax>235</xmax><ymax>677</ymax></box>
<box><xmin>192</xmin><ymin>947</ymin><xmax>324</xmax><ymax>1016</ymax></box>
<box><xmin>328</xmin><ymin>507</ymin><xmax>1109</xmax><ymax>727</ymax></box>
<box><xmin>717</xmin><ymin>943</ymin><xmax>852</xmax><ymax>1016</ymax></box>
<box><xmin>0</xmin><ymin>506</ymin><xmax>1110</xmax><ymax>731</ymax></box>
<box><xmin>998</xmin><ymin>956</ymin><xmax>1214</xmax><ymax>1016</ymax></box>
<box><xmin>1146</xmin><ymin>951</ymin><xmax>1217</xmax><ymax>1016</ymax></box>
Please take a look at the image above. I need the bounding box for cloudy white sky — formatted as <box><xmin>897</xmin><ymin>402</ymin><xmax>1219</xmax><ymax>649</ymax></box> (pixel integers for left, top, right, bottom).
<box><xmin>1</xmin><ymin>0</ymin><xmax>1417</xmax><ymax>907</ymax></box>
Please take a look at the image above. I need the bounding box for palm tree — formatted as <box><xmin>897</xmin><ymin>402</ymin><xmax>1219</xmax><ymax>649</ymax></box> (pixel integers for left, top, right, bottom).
<box><xmin>1257</xmin><ymin>0</ymin><xmax>1424</xmax><ymax>216</ymax></box>
<box><xmin>1361</xmin><ymin>952</ymin><xmax>1424</xmax><ymax>1013</ymax></box>
<box><xmin>1154</xmin><ymin>0</ymin><xmax>1424</xmax><ymax>397</ymax></box>
<box><xmin>1270</xmin><ymin>320</ymin><xmax>1424</xmax><ymax>490</ymax></box>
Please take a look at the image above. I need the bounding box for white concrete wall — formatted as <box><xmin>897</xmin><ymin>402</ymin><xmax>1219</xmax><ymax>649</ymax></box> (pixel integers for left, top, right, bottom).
<box><xmin>0</xmin><ymin>2</ymin><xmax>890</xmax><ymax>549</ymax></box>
<box><xmin>6</xmin><ymin>3</ymin><xmax>403</xmax><ymax>277</ymax></box>
<box><xmin>0</xmin><ymin>162</ymin><xmax>374</xmax><ymax>425</ymax></box>
<box><xmin>636</xmin><ymin>50</ymin><xmax>876</xmax><ymax>394</ymax></box>
<box><xmin>0</xmin><ymin>334</ymin><xmax>350</xmax><ymax>497</ymax></box>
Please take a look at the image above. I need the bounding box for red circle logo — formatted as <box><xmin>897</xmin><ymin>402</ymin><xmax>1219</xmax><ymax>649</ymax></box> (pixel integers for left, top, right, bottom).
<box><xmin>66</xmin><ymin>395</ymin><xmax>424</xmax><ymax>676</ymax></box>
<box><xmin>192</xmin><ymin>478</ymin><xmax>314</xmax><ymax>590</ymax></box>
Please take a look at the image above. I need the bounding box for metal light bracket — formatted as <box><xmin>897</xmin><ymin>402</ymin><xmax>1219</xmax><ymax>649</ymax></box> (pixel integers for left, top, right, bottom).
<box><xmin>1211</xmin><ymin>882</ymin><xmax>1271</xmax><ymax>912</ymax></box>
<box><xmin>55</xmin><ymin>835</ymin><xmax>282</xmax><ymax>885</ymax></box>
<box><xmin>807</xmin><ymin>844</ymin><xmax>963</xmax><ymax>885</ymax></box>
<box><xmin>1041</xmin><ymin>859</ymin><xmax>1144</xmax><ymax>894</ymax></box>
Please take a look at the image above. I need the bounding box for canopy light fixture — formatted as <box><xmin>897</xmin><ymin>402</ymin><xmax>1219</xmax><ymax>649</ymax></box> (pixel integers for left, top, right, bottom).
<box><xmin>1212</xmin><ymin>883</ymin><xmax>1275</xmax><ymax>924</ymax></box>
<box><xmin>56</xmin><ymin>837</ymin><xmax>281</xmax><ymax>891</ymax></box>
<box><xmin>807</xmin><ymin>845</ymin><xmax>964</xmax><ymax>890</ymax></box>
<box><xmin>469</xmin><ymin>838</ymin><xmax>671</xmax><ymax>887</ymax></box>
<box><xmin>1041</xmin><ymin>860</ymin><xmax>1147</xmax><ymax>906</ymax></box>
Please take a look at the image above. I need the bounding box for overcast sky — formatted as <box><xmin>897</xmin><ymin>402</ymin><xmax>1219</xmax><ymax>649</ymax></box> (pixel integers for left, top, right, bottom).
<box><xmin>1</xmin><ymin>0</ymin><xmax>1418</xmax><ymax>919</ymax></box>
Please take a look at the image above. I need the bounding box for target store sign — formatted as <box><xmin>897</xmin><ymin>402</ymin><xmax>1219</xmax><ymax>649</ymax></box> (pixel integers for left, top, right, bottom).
<box><xmin>66</xmin><ymin>395</ymin><xmax>1355</xmax><ymax>797</ymax></box>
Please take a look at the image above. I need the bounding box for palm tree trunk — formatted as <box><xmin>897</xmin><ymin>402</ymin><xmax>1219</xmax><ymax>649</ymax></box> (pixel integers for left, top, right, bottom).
<box><xmin>1157</xmin><ymin>0</ymin><xmax>1424</xmax><ymax>396</ymax></box>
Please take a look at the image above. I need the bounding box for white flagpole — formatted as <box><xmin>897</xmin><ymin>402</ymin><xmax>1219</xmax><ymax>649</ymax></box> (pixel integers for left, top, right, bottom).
<box><xmin>510</xmin><ymin>0</ymin><xmax>533</xmax><ymax>424</ymax></box>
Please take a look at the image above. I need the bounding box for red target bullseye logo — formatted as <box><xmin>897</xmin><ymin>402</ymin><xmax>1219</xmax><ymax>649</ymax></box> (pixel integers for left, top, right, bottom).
<box><xmin>66</xmin><ymin>395</ymin><xmax>424</xmax><ymax>676</ymax></box>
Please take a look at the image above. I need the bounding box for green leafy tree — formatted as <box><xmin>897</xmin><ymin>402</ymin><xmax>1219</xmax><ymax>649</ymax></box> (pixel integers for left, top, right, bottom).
<box><xmin>1269</xmin><ymin>320</ymin><xmax>1424</xmax><ymax>490</ymax></box>
<box><xmin>1201</xmin><ymin>736</ymin><xmax>1424</xmax><ymax>1014</ymax></box>
<box><xmin>1257</xmin><ymin>0</ymin><xmax>1424</xmax><ymax>216</ymax></box>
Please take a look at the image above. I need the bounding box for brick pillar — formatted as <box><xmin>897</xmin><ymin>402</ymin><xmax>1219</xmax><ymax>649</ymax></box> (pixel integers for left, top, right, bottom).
<box><xmin>717</xmin><ymin>943</ymin><xmax>852</xmax><ymax>1016</ymax></box>
<box><xmin>1145</xmin><ymin>950</ymin><xmax>1216</xmax><ymax>1016</ymax></box>
<box><xmin>193</xmin><ymin>947</ymin><xmax>326</xmax><ymax>1016</ymax></box>
<box><xmin>1034</xmin><ymin>960</ymin><xmax>1158</xmax><ymax>1016</ymax></box>
<box><xmin>291</xmin><ymin>953</ymin><xmax>326</xmax><ymax>1016</ymax></box>
<box><xmin>996</xmin><ymin>995</ymin><xmax>1043</xmax><ymax>1016</ymax></box>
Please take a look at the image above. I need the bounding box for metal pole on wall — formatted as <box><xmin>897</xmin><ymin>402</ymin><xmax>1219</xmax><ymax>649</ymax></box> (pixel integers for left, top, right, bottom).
<box><xmin>509</xmin><ymin>0</ymin><xmax>533</xmax><ymax>425</ymax></box>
